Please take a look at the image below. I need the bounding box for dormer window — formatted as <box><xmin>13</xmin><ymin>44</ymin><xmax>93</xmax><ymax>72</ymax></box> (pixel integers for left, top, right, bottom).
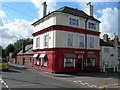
<box><xmin>69</xmin><ymin>17</ymin><xmax>79</xmax><ymax>27</ymax></box>
<box><xmin>88</xmin><ymin>22</ymin><xmax>96</xmax><ymax>30</ymax></box>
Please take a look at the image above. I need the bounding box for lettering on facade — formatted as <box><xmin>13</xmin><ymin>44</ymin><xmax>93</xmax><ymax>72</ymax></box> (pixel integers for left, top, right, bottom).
<box><xmin>75</xmin><ymin>51</ymin><xmax>85</xmax><ymax>54</ymax></box>
<box><xmin>87</xmin><ymin>52</ymin><xmax>94</xmax><ymax>54</ymax></box>
<box><xmin>39</xmin><ymin>51</ymin><xmax>46</xmax><ymax>53</ymax></box>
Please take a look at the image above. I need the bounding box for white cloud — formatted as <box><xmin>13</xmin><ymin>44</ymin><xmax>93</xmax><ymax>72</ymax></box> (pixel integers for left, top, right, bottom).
<box><xmin>98</xmin><ymin>7</ymin><xmax>118</xmax><ymax>39</ymax></box>
<box><xmin>31</xmin><ymin>0</ymin><xmax>57</xmax><ymax>18</ymax></box>
<box><xmin>0</xmin><ymin>11</ymin><xmax>6</xmax><ymax>18</ymax></box>
<box><xmin>0</xmin><ymin>19</ymin><xmax>34</xmax><ymax>48</ymax></box>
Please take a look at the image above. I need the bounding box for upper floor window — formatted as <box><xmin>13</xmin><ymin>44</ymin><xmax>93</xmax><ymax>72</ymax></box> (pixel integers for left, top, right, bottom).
<box><xmin>104</xmin><ymin>48</ymin><xmax>110</xmax><ymax>53</ymax></box>
<box><xmin>44</xmin><ymin>34</ymin><xmax>49</xmax><ymax>48</ymax></box>
<box><xmin>36</xmin><ymin>37</ymin><xmax>40</xmax><ymax>49</ymax></box>
<box><xmin>79</xmin><ymin>35</ymin><xmax>85</xmax><ymax>48</ymax></box>
<box><xmin>88</xmin><ymin>22</ymin><xmax>96</xmax><ymax>30</ymax></box>
<box><xmin>89</xmin><ymin>37</ymin><xmax>94</xmax><ymax>48</ymax></box>
<box><xmin>66</xmin><ymin>33</ymin><xmax>74</xmax><ymax>47</ymax></box>
<box><xmin>69</xmin><ymin>17</ymin><xmax>79</xmax><ymax>27</ymax></box>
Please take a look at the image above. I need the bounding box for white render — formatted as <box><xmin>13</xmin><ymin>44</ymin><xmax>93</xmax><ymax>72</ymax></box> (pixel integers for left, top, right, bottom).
<box><xmin>34</xmin><ymin>12</ymin><xmax>99</xmax><ymax>32</ymax></box>
<box><xmin>33</xmin><ymin>30</ymin><xmax>100</xmax><ymax>50</ymax></box>
<box><xmin>100</xmin><ymin>46</ymin><xmax>118</xmax><ymax>72</ymax></box>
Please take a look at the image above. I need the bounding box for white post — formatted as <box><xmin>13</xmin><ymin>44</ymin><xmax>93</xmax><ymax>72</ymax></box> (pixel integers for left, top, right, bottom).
<box><xmin>103</xmin><ymin>64</ymin><xmax>105</xmax><ymax>72</ymax></box>
<box><xmin>114</xmin><ymin>67</ymin><xmax>115</xmax><ymax>72</ymax></box>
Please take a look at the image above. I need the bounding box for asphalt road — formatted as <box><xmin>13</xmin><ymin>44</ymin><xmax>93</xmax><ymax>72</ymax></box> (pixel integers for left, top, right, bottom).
<box><xmin>1</xmin><ymin>64</ymin><xmax>120</xmax><ymax>90</ymax></box>
<box><xmin>1</xmin><ymin>65</ymin><xmax>82</xmax><ymax>89</ymax></box>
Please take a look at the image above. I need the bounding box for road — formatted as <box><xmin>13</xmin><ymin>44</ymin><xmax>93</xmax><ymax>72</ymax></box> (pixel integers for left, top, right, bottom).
<box><xmin>1</xmin><ymin>65</ymin><xmax>82</xmax><ymax>89</ymax></box>
<box><xmin>1</xmin><ymin>64</ymin><xmax>120</xmax><ymax>90</ymax></box>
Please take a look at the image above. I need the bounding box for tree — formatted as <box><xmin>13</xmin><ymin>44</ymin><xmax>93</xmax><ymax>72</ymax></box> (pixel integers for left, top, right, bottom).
<box><xmin>0</xmin><ymin>45</ymin><xmax>2</xmax><ymax>58</ymax></box>
<box><xmin>5</xmin><ymin>44</ymin><xmax>14</xmax><ymax>56</ymax></box>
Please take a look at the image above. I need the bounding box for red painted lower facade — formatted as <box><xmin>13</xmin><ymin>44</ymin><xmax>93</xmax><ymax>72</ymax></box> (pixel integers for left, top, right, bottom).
<box><xmin>32</xmin><ymin>48</ymin><xmax>100</xmax><ymax>73</ymax></box>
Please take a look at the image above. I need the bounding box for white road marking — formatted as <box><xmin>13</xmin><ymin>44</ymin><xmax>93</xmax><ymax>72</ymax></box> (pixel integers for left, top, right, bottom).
<box><xmin>73</xmin><ymin>80</ymin><xmax>77</xmax><ymax>83</ymax></box>
<box><xmin>88</xmin><ymin>85</ymin><xmax>94</xmax><ymax>87</ymax></box>
<box><xmin>71</xmin><ymin>80</ymin><xmax>98</xmax><ymax>88</ymax></box>
<box><xmin>80</xmin><ymin>82</ymin><xmax>86</xmax><ymax>85</ymax></box>
<box><xmin>0</xmin><ymin>78</ymin><xmax>11</xmax><ymax>90</ymax></box>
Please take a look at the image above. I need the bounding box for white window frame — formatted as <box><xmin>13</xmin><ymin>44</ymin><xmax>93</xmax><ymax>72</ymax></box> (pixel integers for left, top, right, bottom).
<box><xmin>64</xmin><ymin>58</ymin><xmax>75</xmax><ymax>68</ymax></box>
<box><xmin>88</xmin><ymin>22</ymin><xmax>96</xmax><ymax>30</ymax></box>
<box><xmin>66</xmin><ymin>33</ymin><xmax>74</xmax><ymax>48</ymax></box>
<box><xmin>89</xmin><ymin>37</ymin><xmax>95</xmax><ymax>49</ymax></box>
<box><xmin>34</xmin><ymin>58</ymin><xmax>40</xmax><ymax>66</ymax></box>
<box><xmin>36</xmin><ymin>37</ymin><xmax>40</xmax><ymax>49</ymax></box>
<box><xmin>78</xmin><ymin>35</ymin><xmax>85</xmax><ymax>48</ymax></box>
<box><xmin>44</xmin><ymin>34</ymin><xmax>49</xmax><ymax>48</ymax></box>
<box><xmin>41</xmin><ymin>58</ymin><xmax>47</xmax><ymax>67</ymax></box>
<box><xmin>68</xmin><ymin>17</ymin><xmax>79</xmax><ymax>27</ymax></box>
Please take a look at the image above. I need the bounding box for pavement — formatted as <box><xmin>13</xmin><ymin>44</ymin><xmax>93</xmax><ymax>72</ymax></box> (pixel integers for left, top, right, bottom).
<box><xmin>9</xmin><ymin>63</ymin><xmax>120</xmax><ymax>79</ymax></box>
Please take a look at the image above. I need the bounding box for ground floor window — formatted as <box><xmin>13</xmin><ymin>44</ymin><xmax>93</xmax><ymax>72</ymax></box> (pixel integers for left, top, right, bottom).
<box><xmin>41</xmin><ymin>58</ymin><xmax>47</xmax><ymax>67</ymax></box>
<box><xmin>40</xmin><ymin>54</ymin><xmax>48</xmax><ymax>67</ymax></box>
<box><xmin>64</xmin><ymin>58</ymin><xmax>75</xmax><ymax>68</ymax></box>
<box><xmin>86</xmin><ymin>58</ymin><xmax>95</xmax><ymax>67</ymax></box>
<box><xmin>34</xmin><ymin>58</ymin><xmax>40</xmax><ymax>66</ymax></box>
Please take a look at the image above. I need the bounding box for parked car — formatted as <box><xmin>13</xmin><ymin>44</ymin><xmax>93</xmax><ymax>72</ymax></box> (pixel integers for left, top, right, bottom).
<box><xmin>0</xmin><ymin>59</ymin><xmax>9</xmax><ymax>71</ymax></box>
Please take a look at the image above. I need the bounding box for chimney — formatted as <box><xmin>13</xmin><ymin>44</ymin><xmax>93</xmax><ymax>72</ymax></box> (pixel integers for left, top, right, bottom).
<box><xmin>114</xmin><ymin>35</ymin><xmax>119</xmax><ymax>45</ymax></box>
<box><xmin>103</xmin><ymin>34</ymin><xmax>108</xmax><ymax>42</ymax></box>
<box><xmin>22</xmin><ymin>40</ymin><xmax>26</xmax><ymax>53</ymax></box>
<box><xmin>86</xmin><ymin>2</ymin><xmax>93</xmax><ymax>16</ymax></box>
<box><xmin>40</xmin><ymin>2</ymin><xmax>47</xmax><ymax>18</ymax></box>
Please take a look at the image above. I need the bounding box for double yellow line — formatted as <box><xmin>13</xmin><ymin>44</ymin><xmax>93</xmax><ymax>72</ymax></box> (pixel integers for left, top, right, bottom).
<box><xmin>98</xmin><ymin>83</ymin><xmax>120</xmax><ymax>89</ymax></box>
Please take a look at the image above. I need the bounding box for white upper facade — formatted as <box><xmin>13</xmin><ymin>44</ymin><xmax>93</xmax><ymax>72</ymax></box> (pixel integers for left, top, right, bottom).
<box><xmin>34</xmin><ymin>12</ymin><xmax>99</xmax><ymax>33</ymax></box>
<box><xmin>32</xmin><ymin>2</ymin><xmax>100</xmax><ymax>50</ymax></box>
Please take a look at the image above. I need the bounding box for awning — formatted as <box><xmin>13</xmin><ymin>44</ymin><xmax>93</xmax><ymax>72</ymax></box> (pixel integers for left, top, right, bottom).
<box><xmin>87</xmin><ymin>55</ymin><xmax>96</xmax><ymax>58</ymax></box>
<box><xmin>39</xmin><ymin>54</ymin><xmax>46</xmax><ymax>58</ymax></box>
<box><xmin>64</xmin><ymin>54</ymin><xmax>76</xmax><ymax>58</ymax></box>
<box><xmin>33</xmin><ymin>54</ymin><xmax>38</xmax><ymax>57</ymax></box>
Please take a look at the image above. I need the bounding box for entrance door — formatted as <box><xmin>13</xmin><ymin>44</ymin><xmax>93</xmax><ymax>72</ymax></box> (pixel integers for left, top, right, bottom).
<box><xmin>78</xmin><ymin>55</ymin><xmax>83</xmax><ymax>71</ymax></box>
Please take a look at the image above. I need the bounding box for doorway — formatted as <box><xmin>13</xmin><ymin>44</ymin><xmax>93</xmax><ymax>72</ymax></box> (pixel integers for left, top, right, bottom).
<box><xmin>78</xmin><ymin>55</ymin><xmax>83</xmax><ymax>71</ymax></box>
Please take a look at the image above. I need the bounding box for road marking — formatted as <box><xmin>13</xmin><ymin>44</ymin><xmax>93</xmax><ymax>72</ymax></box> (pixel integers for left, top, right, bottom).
<box><xmin>73</xmin><ymin>81</ymin><xmax>78</xmax><ymax>83</ymax></box>
<box><xmin>0</xmin><ymin>78</ymin><xmax>11</xmax><ymax>90</ymax></box>
<box><xmin>98</xmin><ymin>83</ymin><xmax>120</xmax><ymax>89</ymax></box>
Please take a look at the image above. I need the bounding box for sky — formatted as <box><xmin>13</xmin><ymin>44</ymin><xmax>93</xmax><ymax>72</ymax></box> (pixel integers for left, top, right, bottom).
<box><xmin>0</xmin><ymin>0</ymin><xmax>119</xmax><ymax>48</ymax></box>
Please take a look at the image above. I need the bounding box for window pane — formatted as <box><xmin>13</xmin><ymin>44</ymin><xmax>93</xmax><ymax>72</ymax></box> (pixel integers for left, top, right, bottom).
<box><xmin>36</xmin><ymin>37</ymin><xmax>40</xmax><ymax>48</ymax></box>
<box><xmin>89</xmin><ymin>37</ymin><xmax>94</xmax><ymax>48</ymax></box>
<box><xmin>69</xmin><ymin>17</ymin><xmax>79</xmax><ymax>26</ymax></box>
<box><xmin>67</xmin><ymin>34</ymin><xmax>73</xmax><ymax>47</ymax></box>
<box><xmin>44</xmin><ymin>34</ymin><xmax>49</xmax><ymax>47</ymax></box>
<box><xmin>65</xmin><ymin>58</ymin><xmax>75</xmax><ymax>67</ymax></box>
<box><xmin>79</xmin><ymin>36</ymin><xmax>84</xmax><ymax>48</ymax></box>
<box><xmin>88</xmin><ymin>22</ymin><xmax>96</xmax><ymax>30</ymax></box>
<box><xmin>87</xmin><ymin>58</ymin><xmax>95</xmax><ymax>67</ymax></box>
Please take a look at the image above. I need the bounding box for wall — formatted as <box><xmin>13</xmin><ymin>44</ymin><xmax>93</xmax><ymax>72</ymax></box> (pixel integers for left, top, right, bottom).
<box><xmin>33</xmin><ymin>31</ymin><xmax>56</xmax><ymax>50</ymax></box>
<box><xmin>100</xmin><ymin>46</ymin><xmax>118</xmax><ymax>69</ymax></box>
<box><xmin>34</xmin><ymin>15</ymin><xmax>56</xmax><ymax>33</ymax></box>
<box><xmin>55</xmin><ymin>13</ymin><xmax>86</xmax><ymax>29</ymax></box>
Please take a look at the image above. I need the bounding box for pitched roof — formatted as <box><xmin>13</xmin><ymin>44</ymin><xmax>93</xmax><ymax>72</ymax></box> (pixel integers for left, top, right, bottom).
<box><xmin>100</xmin><ymin>39</ymin><xmax>114</xmax><ymax>47</ymax></box>
<box><xmin>17</xmin><ymin>44</ymin><xmax>33</xmax><ymax>55</ymax></box>
<box><xmin>32</xmin><ymin>6</ymin><xmax>100</xmax><ymax>26</ymax></box>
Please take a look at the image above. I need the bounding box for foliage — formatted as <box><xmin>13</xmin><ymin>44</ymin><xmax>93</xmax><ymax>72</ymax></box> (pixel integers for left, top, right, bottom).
<box><xmin>5</xmin><ymin>44</ymin><xmax>14</xmax><ymax>56</ymax></box>
<box><xmin>13</xmin><ymin>38</ymin><xmax>33</xmax><ymax>56</ymax></box>
<box><xmin>1</xmin><ymin>38</ymin><xmax>33</xmax><ymax>58</ymax></box>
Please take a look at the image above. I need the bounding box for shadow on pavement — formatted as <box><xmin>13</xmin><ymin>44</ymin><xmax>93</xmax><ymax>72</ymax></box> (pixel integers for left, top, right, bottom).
<box><xmin>2</xmin><ymin>69</ymin><xmax>21</xmax><ymax>73</ymax></box>
<box><xmin>58</xmin><ymin>71</ymin><xmax>120</xmax><ymax>79</ymax></box>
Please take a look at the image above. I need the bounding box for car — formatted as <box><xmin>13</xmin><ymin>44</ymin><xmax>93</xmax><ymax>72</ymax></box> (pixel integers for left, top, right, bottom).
<box><xmin>0</xmin><ymin>59</ymin><xmax>9</xmax><ymax>71</ymax></box>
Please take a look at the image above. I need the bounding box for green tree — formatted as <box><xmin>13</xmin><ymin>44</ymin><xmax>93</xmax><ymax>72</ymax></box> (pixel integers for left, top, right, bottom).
<box><xmin>5</xmin><ymin>44</ymin><xmax>14</xmax><ymax>56</ymax></box>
